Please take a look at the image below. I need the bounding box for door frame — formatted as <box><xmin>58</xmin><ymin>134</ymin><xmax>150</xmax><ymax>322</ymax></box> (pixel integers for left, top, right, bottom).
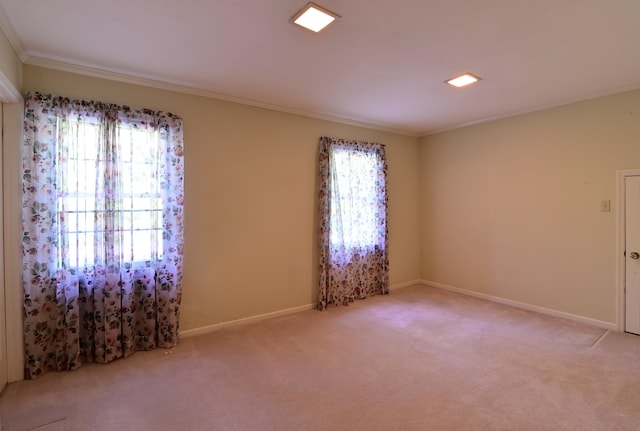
<box><xmin>0</xmin><ymin>71</ymin><xmax>22</xmax><ymax>383</ymax></box>
<box><xmin>616</xmin><ymin>169</ymin><xmax>640</xmax><ymax>332</ymax></box>
<box><xmin>4</xmin><ymin>100</ymin><xmax>22</xmax><ymax>382</ymax></box>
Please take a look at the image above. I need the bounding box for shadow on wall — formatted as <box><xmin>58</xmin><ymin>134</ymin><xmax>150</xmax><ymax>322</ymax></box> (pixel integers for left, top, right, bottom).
<box><xmin>310</xmin><ymin>140</ymin><xmax>321</xmax><ymax>305</ymax></box>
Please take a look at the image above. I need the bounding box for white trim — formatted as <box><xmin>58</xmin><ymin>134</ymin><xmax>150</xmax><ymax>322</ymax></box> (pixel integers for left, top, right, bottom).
<box><xmin>423</xmin><ymin>80</ymin><xmax>640</xmax><ymax>137</ymax></box>
<box><xmin>181</xmin><ymin>280</ymin><xmax>422</xmax><ymax>339</ymax></box>
<box><xmin>420</xmin><ymin>280</ymin><xmax>617</xmax><ymax>331</ymax></box>
<box><xmin>389</xmin><ymin>280</ymin><xmax>421</xmax><ymax>291</ymax></box>
<box><xmin>0</xmin><ymin>68</ymin><xmax>23</xmax><ymax>382</ymax></box>
<box><xmin>23</xmin><ymin>54</ymin><xmax>640</xmax><ymax>140</ymax></box>
<box><xmin>23</xmin><ymin>54</ymin><xmax>419</xmax><ymax>138</ymax></box>
<box><xmin>0</xmin><ymin>69</ymin><xmax>19</xmax><ymax>108</ymax></box>
<box><xmin>616</xmin><ymin>169</ymin><xmax>640</xmax><ymax>332</ymax></box>
<box><xmin>3</xmin><ymin>102</ymin><xmax>23</xmax><ymax>382</ymax></box>
<box><xmin>0</xmin><ymin>72</ymin><xmax>19</xmax><ymax>104</ymax></box>
<box><xmin>180</xmin><ymin>303</ymin><xmax>316</xmax><ymax>339</ymax></box>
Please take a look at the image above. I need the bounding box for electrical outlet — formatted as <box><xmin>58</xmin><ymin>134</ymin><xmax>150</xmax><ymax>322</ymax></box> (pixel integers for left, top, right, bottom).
<box><xmin>601</xmin><ymin>200</ymin><xmax>611</xmax><ymax>212</ymax></box>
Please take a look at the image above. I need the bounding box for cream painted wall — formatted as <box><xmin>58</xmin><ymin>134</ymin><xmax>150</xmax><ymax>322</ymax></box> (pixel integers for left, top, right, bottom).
<box><xmin>20</xmin><ymin>65</ymin><xmax>422</xmax><ymax>331</ymax></box>
<box><xmin>420</xmin><ymin>89</ymin><xmax>640</xmax><ymax>324</ymax></box>
<box><xmin>8</xmin><ymin>55</ymin><xmax>640</xmax><ymax>380</ymax></box>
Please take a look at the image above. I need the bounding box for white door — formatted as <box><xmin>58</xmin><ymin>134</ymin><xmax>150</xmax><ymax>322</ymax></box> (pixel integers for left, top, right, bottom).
<box><xmin>625</xmin><ymin>175</ymin><xmax>640</xmax><ymax>334</ymax></box>
<box><xmin>0</xmin><ymin>102</ymin><xmax>6</xmax><ymax>392</ymax></box>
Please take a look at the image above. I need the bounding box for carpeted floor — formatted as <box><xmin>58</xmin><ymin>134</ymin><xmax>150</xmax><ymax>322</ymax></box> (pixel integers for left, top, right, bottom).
<box><xmin>2</xmin><ymin>285</ymin><xmax>640</xmax><ymax>430</ymax></box>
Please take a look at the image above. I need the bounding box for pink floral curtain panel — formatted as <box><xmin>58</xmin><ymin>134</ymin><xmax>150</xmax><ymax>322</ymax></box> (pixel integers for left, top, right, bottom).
<box><xmin>318</xmin><ymin>136</ymin><xmax>389</xmax><ymax>309</ymax></box>
<box><xmin>22</xmin><ymin>93</ymin><xmax>184</xmax><ymax>379</ymax></box>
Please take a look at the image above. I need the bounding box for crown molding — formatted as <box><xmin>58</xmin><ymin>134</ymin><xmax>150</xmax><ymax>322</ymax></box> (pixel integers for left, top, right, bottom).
<box><xmin>23</xmin><ymin>53</ymin><xmax>420</xmax><ymax>138</ymax></box>
<box><xmin>422</xmin><ymin>80</ymin><xmax>640</xmax><ymax>137</ymax></box>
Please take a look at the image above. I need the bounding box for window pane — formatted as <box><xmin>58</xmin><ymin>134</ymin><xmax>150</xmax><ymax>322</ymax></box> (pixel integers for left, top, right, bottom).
<box><xmin>78</xmin><ymin>161</ymin><xmax>96</xmax><ymax>193</ymax></box>
<box><xmin>68</xmin><ymin>230</ymin><xmax>95</xmax><ymax>267</ymax></box>
<box><xmin>119</xmin><ymin>133</ymin><xmax>132</xmax><ymax>162</ymax></box>
<box><xmin>132</xmin><ymin>198</ymin><xmax>153</xmax><ymax>210</ymax></box>
<box><xmin>133</xmin><ymin>211</ymin><xmax>152</xmax><ymax>230</ymax></box>
<box><xmin>132</xmin><ymin>163</ymin><xmax>152</xmax><ymax>178</ymax></box>
<box><xmin>330</xmin><ymin>148</ymin><xmax>381</xmax><ymax>249</ymax></box>
<box><xmin>123</xmin><ymin>211</ymin><xmax>133</xmax><ymax>230</ymax></box>
<box><xmin>122</xmin><ymin>161</ymin><xmax>133</xmax><ymax>192</ymax></box>
<box><xmin>133</xmin><ymin>230</ymin><xmax>153</xmax><ymax>261</ymax></box>
<box><xmin>65</xmin><ymin>212</ymin><xmax>77</xmax><ymax>232</ymax></box>
<box><xmin>67</xmin><ymin>232</ymin><xmax>78</xmax><ymax>266</ymax></box>
<box><xmin>122</xmin><ymin>230</ymin><xmax>133</xmax><ymax>262</ymax></box>
<box><xmin>59</xmin><ymin>119</ymin><xmax>166</xmax><ymax>267</ymax></box>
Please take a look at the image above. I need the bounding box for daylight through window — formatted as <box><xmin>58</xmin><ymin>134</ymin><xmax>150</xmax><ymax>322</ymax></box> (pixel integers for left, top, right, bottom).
<box><xmin>58</xmin><ymin>118</ymin><xmax>163</xmax><ymax>267</ymax></box>
<box><xmin>329</xmin><ymin>147</ymin><xmax>381</xmax><ymax>249</ymax></box>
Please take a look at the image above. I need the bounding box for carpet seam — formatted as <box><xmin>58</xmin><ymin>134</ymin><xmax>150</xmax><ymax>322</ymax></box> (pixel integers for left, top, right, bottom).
<box><xmin>590</xmin><ymin>330</ymin><xmax>610</xmax><ymax>348</ymax></box>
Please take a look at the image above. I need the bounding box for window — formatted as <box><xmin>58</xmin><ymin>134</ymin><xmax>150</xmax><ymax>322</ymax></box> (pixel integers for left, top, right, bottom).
<box><xmin>317</xmin><ymin>136</ymin><xmax>389</xmax><ymax>309</ymax></box>
<box><xmin>22</xmin><ymin>92</ymin><xmax>184</xmax><ymax>378</ymax></box>
<box><xmin>329</xmin><ymin>147</ymin><xmax>381</xmax><ymax>249</ymax></box>
<box><xmin>58</xmin><ymin>118</ymin><xmax>163</xmax><ymax>266</ymax></box>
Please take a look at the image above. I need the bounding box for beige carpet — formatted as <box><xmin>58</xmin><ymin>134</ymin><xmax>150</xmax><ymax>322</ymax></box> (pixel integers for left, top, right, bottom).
<box><xmin>2</xmin><ymin>285</ymin><xmax>640</xmax><ymax>430</ymax></box>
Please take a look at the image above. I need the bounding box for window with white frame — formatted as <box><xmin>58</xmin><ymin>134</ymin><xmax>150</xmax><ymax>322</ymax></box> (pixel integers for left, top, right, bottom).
<box><xmin>57</xmin><ymin>117</ymin><xmax>163</xmax><ymax>267</ymax></box>
<box><xmin>329</xmin><ymin>146</ymin><xmax>383</xmax><ymax>250</ymax></box>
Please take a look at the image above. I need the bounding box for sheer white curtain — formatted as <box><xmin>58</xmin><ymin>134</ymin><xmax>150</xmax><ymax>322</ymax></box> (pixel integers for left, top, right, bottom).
<box><xmin>318</xmin><ymin>136</ymin><xmax>389</xmax><ymax>309</ymax></box>
<box><xmin>22</xmin><ymin>93</ymin><xmax>184</xmax><ymax>379</ymax></box>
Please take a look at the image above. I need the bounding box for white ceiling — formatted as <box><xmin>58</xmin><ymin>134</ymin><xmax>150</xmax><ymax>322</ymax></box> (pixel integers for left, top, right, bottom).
<box><xmin>1</xmin><ymin>0</ymin><xmax>639</xmax><ymax>136</ymax></box>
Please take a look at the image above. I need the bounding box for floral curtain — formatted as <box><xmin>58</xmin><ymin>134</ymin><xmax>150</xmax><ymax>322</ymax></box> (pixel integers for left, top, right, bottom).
<box><xmin>22</xmin><ymin>92</ymin><xmax>184</xmax><ymax>379</ymax></box>
<box><xmin>318</xmin><ymin>136</ymin><xmax>389</xmax><ymax>310</ymax></box>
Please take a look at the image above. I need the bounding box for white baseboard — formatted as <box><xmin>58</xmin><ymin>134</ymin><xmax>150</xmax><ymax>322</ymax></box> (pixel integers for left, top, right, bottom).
<box><xmin>389</xmin><ymin>279</ymin><xmax>422</xmax><ymax>291</ymax></box>
<box><xmin>180</xmin><ymin>303</ymin><xmax>316</xmax><ymax>339</ymax></box>
<box><xmin>180</xmin><ymin>279</ymin><xmax>422</xmax><ymax>338</ymax></box>
<box><xmin>420</xmin><ymin>280</ymin><xmax>617</xmax><ymax>331</ymax></box>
